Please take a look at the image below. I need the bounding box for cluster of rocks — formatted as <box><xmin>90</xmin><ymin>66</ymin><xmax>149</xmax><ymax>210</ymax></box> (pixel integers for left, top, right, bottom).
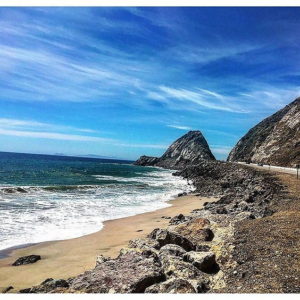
<box><xmin>176</xmin><ymin>160</ymin><xmax>286</xmax><ymax>218</ymax></box>
<box><xmin>17</xmin><ymin>217</ymin><xmax>220</xmax><ymax>293</ymax></box>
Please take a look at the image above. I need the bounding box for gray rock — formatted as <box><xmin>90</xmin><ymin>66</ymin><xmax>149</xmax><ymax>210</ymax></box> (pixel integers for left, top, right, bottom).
<box><xmin>133</xmin><ymin>155</ymin><xmax>159</xmax><ymax>166</ymax></box>
<box><xmin>228</xmin><ymin>97</ymin><xmax>300</xmax><ymax>167</ymax></box>
<box><xmin>148</xmin><ymin>228</ymin><xmax>196</xmax><ymax>251</ymax></box>
<box><xmin>169</xmin><ymin>214</ymin><xmax>191</xmax><ymax>225</ymax></box>
<box><xmin>70</xmin><ymin>249</ymin><xmax>164</xmax><ymax>293</ymax></box>
<box><xmin>96</xmin><ymin>254</ymin><xmax>111</xmax><ymax>267</ymax></box>
<box><xmin>159</xmin><ymin>244</ymin><xmax>186</xmax><ymax>257</ymax></box>
<box><xmin>145</xmin><ymin>278</ymin><xmax>196</xmax><ymax>293</ymax></box>
<box><xmin>128</xmin><ymin>237</ymin><xmax>160</xmax><ymax>251</ymax></box>
<box><xmin>2</xmin><ymin>286</ymin><xmax>14</xmax><ymax>293</ymax></box>
<box><xmin>12</xmin><ymin>255</ymin><xmax>41</xmax><ymax>266</ymax></box>
<box><xmin>160</xmin><ymin>255</ymin><xmax>203</xmax><ymax>280</ymax></box>
<box><xmin>135</xmin><ymin>130</ymin><xmax>215</xmax><ymax>169</ymax></box>
<box><xmin>183</xmin><ymin>251</ymin><xmax>219</xmax><ymax>273</ymax></box>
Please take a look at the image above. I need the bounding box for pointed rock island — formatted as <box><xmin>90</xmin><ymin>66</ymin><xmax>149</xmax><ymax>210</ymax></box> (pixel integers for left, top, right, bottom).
<box><xmin>135</xmin><ymin>130</ymin><xmax>215</xmax><ymax>169</ymax></box>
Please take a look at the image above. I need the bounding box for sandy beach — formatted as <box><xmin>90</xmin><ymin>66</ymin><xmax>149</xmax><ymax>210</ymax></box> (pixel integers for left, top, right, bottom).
<box><xmin>0</xmin><ymin>194</ymin><xmax>216</xmax><ymax>290</ymax></box>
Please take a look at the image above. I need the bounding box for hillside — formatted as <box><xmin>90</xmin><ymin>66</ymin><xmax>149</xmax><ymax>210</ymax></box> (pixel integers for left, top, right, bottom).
<box><xmin>228</xmin><ymin>97</ymin><xmax>300</xmax><ymax>167</ymax></box>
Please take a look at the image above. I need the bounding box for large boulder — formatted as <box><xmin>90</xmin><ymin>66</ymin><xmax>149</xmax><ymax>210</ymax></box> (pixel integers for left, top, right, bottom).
<box><xmin>70</xmin><ymin>250</ymin><xmax>164</xmax><ymax>293</ymax></box>
<box><xmin>172</xmin><ymin>218</ymin><xmax>214</xmax><ymax>246</ymax></box>
<box><xmin>159</xmin><ymin>255</ymin><xmax>202</xmax><ymax>280</ymax></box>
<box><xmin>159</xmin><ymin>244</ymin><xmax>186</xmax><ymax>257</ymax></box>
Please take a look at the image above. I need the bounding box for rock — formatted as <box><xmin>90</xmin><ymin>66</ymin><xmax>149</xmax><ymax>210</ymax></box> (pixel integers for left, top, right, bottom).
<box><xmin>235</xmin><ymin>212</ymin><xmax>255</xmax><ymax>221</ymax></box>
<box><xmin>128</xmin><ymin>237</ymin><xmax>160</xmax><ymax>251</ymax></box>
<box><xmin>12</xmin><ymin>255</ymin><xmax>41</xmax><ymax>266</ymax></box>
<box><xmin>159</xmin><ymin>244</ymin><xmax>186</xmax><ymax>257</ymax></box>
<box><xmin>228</xmin><ymin>97</ymin><xmax>300</xmax><ymax>167</ymax></box>
<box><xmin>135</xmin><ymin>130</ymin><xmax>215</xmax><ymax>169</ymax></box>
<box><xmin>2</xmin><ymin>286</ymin><xmax>14</xmax><ymax>293</ymax></box>
<box><xmin>19</xmin><ymin>288</ymin><xmax>32</xmax><ymax>293</ymax></box>
<box><xmin>172</xmin><ymin>218</ymin><xmax>214</xmax><ymax>245</ymax></box>
<box><xmin>169</xmin><ymin>213</ymin><xmax>190</xmax><ymax>225</ymax></box>
<box><xmin>16</xmin><ymin>187</ymin><xmax>27</xmax><ymax>193</ymax></box>
<box><xmin>148</xmin><ymin>228</ymin><xmax>196</xmax><ymax>251</ymax></box>
<box><xmin>29</xmin><ymin>279</ymin><xmax>69</xmax><ymax>293</ymax></box>
<box><xmin>183</xmin><ymin>251</ymin><xmax>219</xmax><ymax>273</ymax></box>
<box><xmin>133</xmin><ymin>155</ymin><xmax>159</xmax><ymax>166</ymax></box>
<box><xmin>160</xmin><ymin>255</ymin><xmax>203</xmax><ymax>280</ymax></box>
<box><xmin>96</xmin><ymin>255</ymin><xmax>110</xmax><ymax>267</ymax></box>
<box><xmin>145</xmin><ymin>278</ymin><xmax>196</xmax><ymax>293</ymax></box>
<box><xmin>177</xmin><ymin>192</ymin><xmax>187</xmax><ymax>197</ymax></box>
<box><xmin>70</xmin><ymin>250</ymin><xmax>164</xmax><ymax>293</ymax></box>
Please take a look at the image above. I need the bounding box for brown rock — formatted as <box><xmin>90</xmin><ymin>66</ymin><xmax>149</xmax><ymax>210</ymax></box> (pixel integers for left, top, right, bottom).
<box><xmin>70</xmin><ymin>249</ymin><xmax>164</xmax><ymax>293</ymax></box>
<box><xmin>173</xmin><ymin>218</ymin><xmax>214</xmax><ymax>244</ymax></box>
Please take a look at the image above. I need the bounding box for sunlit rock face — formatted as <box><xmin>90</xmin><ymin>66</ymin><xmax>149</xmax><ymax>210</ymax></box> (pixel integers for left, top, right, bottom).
<box><xmin>228</xmin><ymin>97</ymin><xmax>300</xmax><ymax>167</ymax></box>
<box><xmin>135</xmin><ymin>131</ymin><xmax>215</xmax><ymax>169</ymax></box>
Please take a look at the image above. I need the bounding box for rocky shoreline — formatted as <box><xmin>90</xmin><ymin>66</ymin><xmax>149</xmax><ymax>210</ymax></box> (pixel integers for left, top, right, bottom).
<box><xmin>7</xmin><ymin>160</ymin><xmax>296</xmax><ymax>294</ymax></box>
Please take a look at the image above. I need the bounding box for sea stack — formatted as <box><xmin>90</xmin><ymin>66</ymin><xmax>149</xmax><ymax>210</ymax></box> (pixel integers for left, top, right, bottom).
<box><xmin>228</xmin><ymin>97</ymin><xmax>300</xmax><ymax>167</ymax></box>
<box><xmin>135</xmin><ymin>130</ymin><xmax>215</xmax><ymax>169</ymax></box>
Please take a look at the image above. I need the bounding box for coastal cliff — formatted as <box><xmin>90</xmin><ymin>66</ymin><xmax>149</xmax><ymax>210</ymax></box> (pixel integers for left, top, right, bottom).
<box><xmin>135</xmin><ymin>130</ymin><xmax>215</xmax><ymax>169</ymax></box>
<box><xmin>228</xmin><ymin>97</ymin><xmax>300</xmax><ymax>167</ymax></box>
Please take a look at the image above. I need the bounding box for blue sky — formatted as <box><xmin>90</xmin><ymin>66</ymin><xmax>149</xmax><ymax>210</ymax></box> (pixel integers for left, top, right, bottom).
<box><xmin>0</xmin><ymin>7</ymin><xmax>300</xmax><ymax>160</ymax></box>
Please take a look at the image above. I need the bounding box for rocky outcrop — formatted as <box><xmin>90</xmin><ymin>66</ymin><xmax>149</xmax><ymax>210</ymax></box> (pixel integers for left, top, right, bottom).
<box><xmin>176</xmin><ymin>161</ymin><xmax>285</xmax><ymax>218</ymax></box>
<box><xmin>134</xmin><ymin>131</ymin><xmax>215</xmax><ymax>169</ymax></box>
<box><xmin>134</xmin><ymin>155</ymin><xmax>159</xmax><ymax>166</ymax></box>
<box><xmin>228</xmin><ymin>97</ymin><xmax>300</xmax><ymax>167</ymax></box>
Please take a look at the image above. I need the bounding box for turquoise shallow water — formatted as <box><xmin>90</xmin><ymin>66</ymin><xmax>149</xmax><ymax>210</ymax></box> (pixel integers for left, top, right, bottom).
<box><xmin>0</xmin><ymin>152</ymin><xmax>194</xmax><ymax>250</ymax></box>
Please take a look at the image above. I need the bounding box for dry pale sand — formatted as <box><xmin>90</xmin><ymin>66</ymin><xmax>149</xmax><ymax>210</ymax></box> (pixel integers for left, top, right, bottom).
<box><xmin>0</xmin><ymin>194</ymin><xmax>216</xmax><ymax>290</ymax></box>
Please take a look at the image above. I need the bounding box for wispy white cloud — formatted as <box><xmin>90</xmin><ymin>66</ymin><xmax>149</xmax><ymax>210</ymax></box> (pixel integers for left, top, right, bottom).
<box><xmin>238</xmin><ymin>86</ymin><xmax>300</xmax><ymax>111</ymax></box>
<box><xmin>0</xmin><ymin>117</ymin><xmax>168</xmax><ymax>149</ymax></box>
<box><xmin>153</xmin><ymin>86</ymin><xmax>248</xmax><ymax>113</ymax></box>
<box><xmin>167</xmin><ymin>124</ymin><xmax>193</xmax><ymax>130</ymax></box>
<box><xmin>0</xmin><ymin>128</ymin><xmax>113</xmax><ymax>142</ymax></box>
<box><xmin>168</xmin><ymin>44</ymin><xmax>262</xmax><ymax>64</ymax></box>
<box><xmin>0</xmin><ymin>118</ymin><xmax>98</xmax><ymax>134</ymax></box>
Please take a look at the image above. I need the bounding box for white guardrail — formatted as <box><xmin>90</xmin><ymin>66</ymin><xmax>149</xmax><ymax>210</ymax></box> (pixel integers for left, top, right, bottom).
<box><xmin>237</xmin><ymin>161</ymin><xmax>299</xmax><ymax>176</ymax></box>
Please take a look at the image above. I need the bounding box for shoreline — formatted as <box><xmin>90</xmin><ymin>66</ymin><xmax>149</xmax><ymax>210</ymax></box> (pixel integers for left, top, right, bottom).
<box><xmin>0</xmin><ymin>193</ymin><xmax>217</xmax><ymax>290</ymax></box>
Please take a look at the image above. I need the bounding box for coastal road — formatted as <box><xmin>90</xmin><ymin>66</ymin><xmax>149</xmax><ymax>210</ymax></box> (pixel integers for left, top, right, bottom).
<box><xmin>237</xmin><ymin>162</ymin><xmax>299</xmax><ymax>176</ymax></box>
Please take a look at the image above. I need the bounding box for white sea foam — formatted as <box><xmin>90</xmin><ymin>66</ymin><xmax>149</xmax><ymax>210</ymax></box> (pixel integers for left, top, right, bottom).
<box><xmin>0</xmin><ymin>169</ymin><xmax>194</xmax><ymax>251</ymax></box>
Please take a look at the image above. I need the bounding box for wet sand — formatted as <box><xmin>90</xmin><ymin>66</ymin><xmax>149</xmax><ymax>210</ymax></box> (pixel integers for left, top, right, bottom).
<box><xmin>0</xmin><ymin>194</ymin><xmax>216</xmax><ymax>290</ymax></box>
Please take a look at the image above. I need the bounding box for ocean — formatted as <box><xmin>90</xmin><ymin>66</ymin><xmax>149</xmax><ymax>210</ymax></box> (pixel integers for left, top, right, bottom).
<box><xmin>0</xmin><ymin>152</ymin><xmax>194</xmax><ymax>251</ymax></box>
